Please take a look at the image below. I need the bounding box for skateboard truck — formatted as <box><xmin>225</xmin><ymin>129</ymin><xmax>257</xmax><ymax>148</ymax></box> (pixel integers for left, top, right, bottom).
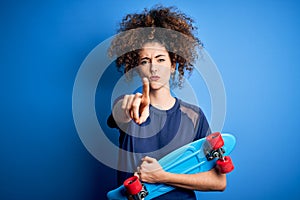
<box><xmin>205</xmin><ymin>132</ymin><xmax>234</xmax><ymax>173</ymax></box>
<box><xmin>123</xmin><ymin>176</ymin><xmax>148</xmax><ymax>200</ymax></box>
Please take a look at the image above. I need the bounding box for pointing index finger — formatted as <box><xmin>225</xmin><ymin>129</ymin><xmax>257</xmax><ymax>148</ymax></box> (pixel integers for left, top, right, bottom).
<box><xmin>142</xmin><ymin>77</ymin><xmax>150</xmax><ymax>99</ymax></box>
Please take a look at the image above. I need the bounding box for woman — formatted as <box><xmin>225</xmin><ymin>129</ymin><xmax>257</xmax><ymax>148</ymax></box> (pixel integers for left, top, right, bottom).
<box><xmin>107</xmin><ymin>5</ymin><xmax>226</xmax><ymax>199</ymax></box>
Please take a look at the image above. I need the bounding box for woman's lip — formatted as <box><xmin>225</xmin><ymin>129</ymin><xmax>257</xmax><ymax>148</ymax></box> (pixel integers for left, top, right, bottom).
<box><xmin>150</xmin><ymin>76</ymin><xmax>160</xmax><ymax>81</ymax></box>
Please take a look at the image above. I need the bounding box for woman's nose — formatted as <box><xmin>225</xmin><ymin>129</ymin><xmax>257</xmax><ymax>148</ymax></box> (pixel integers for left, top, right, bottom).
<box><xmin>150</xmin><ymin>63</ymin><xmax>158</xmax><ymax>73</ymax></box>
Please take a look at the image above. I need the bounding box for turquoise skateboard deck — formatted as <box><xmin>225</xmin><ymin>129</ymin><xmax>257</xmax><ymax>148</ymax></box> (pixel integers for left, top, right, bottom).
<box><xmin>107</xmin><ymin>132</ymin><xmax>236</xmax><ymax>200</ymax></box>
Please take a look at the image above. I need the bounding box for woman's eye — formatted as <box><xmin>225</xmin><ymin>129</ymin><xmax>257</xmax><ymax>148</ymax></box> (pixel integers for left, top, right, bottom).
<box><xmin>140</xmin><ymin>60</ymin><xmax>148</xmax><ymax>65</ymax></box>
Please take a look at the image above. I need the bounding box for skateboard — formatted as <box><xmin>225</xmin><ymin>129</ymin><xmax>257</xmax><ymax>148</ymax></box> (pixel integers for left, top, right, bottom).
<box><xmin>107</xmin><ymin>132</ymin><xmax>236</xmax><ymax>200</ymax></box>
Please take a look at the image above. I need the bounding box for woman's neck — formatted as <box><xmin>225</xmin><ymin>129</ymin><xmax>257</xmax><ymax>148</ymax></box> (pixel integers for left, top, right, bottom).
<box><xmin>149</xmin><ymin>88</ymin><xmax>176</xmax><ymax>110</ymax></box>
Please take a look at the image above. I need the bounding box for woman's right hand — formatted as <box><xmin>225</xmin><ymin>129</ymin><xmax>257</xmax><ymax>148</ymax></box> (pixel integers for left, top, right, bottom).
<box><xmin>120</xmin><ymin>77</ymin><xmax>150</xmax><ymax>124</ymax></box>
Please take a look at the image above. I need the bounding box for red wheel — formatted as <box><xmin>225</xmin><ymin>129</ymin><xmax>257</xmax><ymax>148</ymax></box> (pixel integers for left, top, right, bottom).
<box><xmin>123</xmin><ymin>176</ymin><xmax>142</xmax><ymax>195</ymax></box>
<box><xmin>206</xmin><ymin>132</ymin><xmax>224</xmax><ymax>150</ymax></box>
<box><xmin>216</xmin><ymin>156</ymin><xmax>234</xmax><ymax>174</ymax></box>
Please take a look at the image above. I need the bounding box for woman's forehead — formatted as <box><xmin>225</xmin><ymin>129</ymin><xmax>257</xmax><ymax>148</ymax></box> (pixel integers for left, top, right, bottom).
<box><xmin>140</xmin><ymin>42</ymin><xmax>168</xmax><ymax>55</ymax></box>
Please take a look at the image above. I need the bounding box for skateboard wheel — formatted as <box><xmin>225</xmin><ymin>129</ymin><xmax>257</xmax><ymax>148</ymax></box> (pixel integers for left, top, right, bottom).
<box><xmin>123</xmin><ymin>176</ymin><xmax>142</xmax><ymax>195</ymax></box>
<box><xmin>206</xmin><ymin>132</ymin><xmax>224</xmax><ymax>150</ymax></box>
<box><xmin>216</xmin><ymin>156</ymin><xmax>234</xmax><ymax>174</ymax></box>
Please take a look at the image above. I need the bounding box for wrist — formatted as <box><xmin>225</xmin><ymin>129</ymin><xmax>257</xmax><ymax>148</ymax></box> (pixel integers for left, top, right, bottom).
<box><xmin>158</xmin><ymin>171</ymin><xmax>171</xmax><ymax>184</ymax></box>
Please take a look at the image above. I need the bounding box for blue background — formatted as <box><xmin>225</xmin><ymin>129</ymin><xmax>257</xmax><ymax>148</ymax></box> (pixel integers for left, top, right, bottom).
<box><xmin>1</xmin><ymin>0</ymin><xmax>300</xmax><ymax>199</ymax></box>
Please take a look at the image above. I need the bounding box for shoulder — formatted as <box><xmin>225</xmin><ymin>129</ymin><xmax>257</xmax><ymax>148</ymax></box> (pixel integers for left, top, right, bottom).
<box><xmin>177</xmin><ymin>98</ymin><xmax>207</xmax><ymax>128</ymax></box>
<box><xmin>177</xmin><ymin>98</ymin><xmax>204</xmax><ymax>116</ymax></box>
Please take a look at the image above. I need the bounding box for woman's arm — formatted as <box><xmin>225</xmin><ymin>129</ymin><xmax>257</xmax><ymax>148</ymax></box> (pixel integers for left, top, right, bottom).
<box><xmin>137</xmin><ymin>156</ymin><xmax>226</xmax><ymax>191</ymax></box>
<box><xmin>159</xmin><ymin>169</ymin><xmax>226</xmax><ymax>191</ymax></box>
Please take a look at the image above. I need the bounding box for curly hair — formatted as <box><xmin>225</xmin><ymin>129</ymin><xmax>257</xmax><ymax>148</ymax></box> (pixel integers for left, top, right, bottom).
<box><xmin>109</xmin><ymin>5</ymin><xmax>202</xmax><ymax>87</ymax></box>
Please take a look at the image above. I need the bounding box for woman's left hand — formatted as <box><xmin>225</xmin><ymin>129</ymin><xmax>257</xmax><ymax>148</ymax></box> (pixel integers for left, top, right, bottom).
<box><xmin>136</xmin><ymin>156</ymin><xmax>167</xmax><ymax>183</ymax></box>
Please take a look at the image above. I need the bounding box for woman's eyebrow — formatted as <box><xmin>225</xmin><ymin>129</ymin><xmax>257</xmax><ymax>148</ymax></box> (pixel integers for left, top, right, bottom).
<box><xmin>140</xmin><ymin>57</ymin><xmax>150</xmax><ymax>60</ymax></box>
<box><xmin>155</xmin><ymin>54</ymin><xmax>166</xmax><ymax>58</ymax></box>
<box><xmin>140</xmin><ymin>54</ymin><xmax>166</xmax><ymax>60</ymax></box>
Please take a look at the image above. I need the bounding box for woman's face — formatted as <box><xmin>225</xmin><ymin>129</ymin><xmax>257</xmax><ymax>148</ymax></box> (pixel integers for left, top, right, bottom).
<box><xmin>138</xmin><ymin>42</ymin><xmax>175</xmax><ymax>91</ymax></box>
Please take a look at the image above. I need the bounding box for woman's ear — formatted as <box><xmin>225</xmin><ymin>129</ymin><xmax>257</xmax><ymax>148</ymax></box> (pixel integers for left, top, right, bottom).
<box><xmin>171</xmin><ymin>63</ymin><xmax>176</xmax><ymax>73</ymax></box>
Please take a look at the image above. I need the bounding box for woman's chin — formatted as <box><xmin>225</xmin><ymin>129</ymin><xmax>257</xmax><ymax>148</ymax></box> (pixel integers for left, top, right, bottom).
<box><xmin>150</xmin><ymin>82</ymin><xmax>169</xmax><ymax>90</ymax></box>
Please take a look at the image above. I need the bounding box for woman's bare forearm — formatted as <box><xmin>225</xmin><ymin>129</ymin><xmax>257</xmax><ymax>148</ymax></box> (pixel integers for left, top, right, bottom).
<box><xmin>158</xmin><ymin>168</ymin><xmax>226</xmax><ymax>191</ymax></box>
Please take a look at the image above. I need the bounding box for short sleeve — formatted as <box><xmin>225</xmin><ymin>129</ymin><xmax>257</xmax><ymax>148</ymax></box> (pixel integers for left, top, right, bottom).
<box><xmin>107</xmin><ymin>113</ymin><xmax>118</xmax><ymax>128</ymax></box>
<box><xmin>107</xmin><ymin>94</ymin><xmax>126</xmax><ymax>129</ymax></box>
<box><xmin>194</xmin><ymin>109</ymin><xmax>211</xmax><ymax>140</ymax></box>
